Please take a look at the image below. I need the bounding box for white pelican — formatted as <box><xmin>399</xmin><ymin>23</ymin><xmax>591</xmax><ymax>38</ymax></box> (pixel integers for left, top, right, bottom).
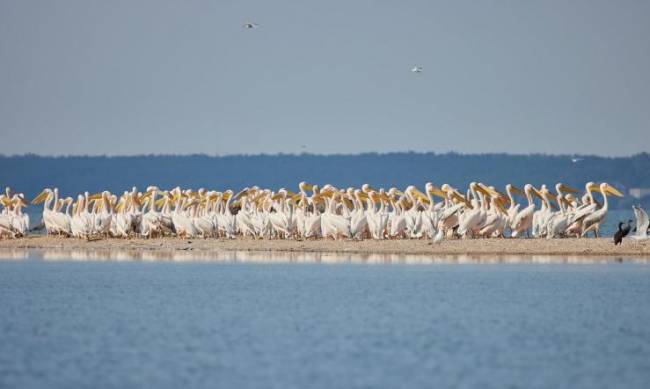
<box><xmin>458</xmin><ymin>182</ymin><xmax>488</xmax><ymax>238</ymax></box>
<box><xmin>17</xmin><ymin>181</ymin><xmax>623</xmax><ymax>242</ymax></box>
<box><xmin>420</xmin><ymin>183</ymin><xmax>443</xmax><ymax>239</ymax></box>
<box><xmin>32</xmin><ymin>188</ymin><xmax>71</xmax><ymax>236</ymax></box>
<box><xmin>93</xmin><ymin>191</ymin><xmax>113</xmax><ymax>236</ymax></box>
<box><xmin>511</xmin><ymin>184</ymin><xmax>541</xmax><ymax>238</ymax></box>
<box><xmin>436</xmin><ymin>184</ymin><xmax>468</xmax><ymax>239</ymax></box>
<box><xmin>172</xmin><ymin>195</ymin><xmax>199</xmax><ymax>239</ymax></box>
<box><xmin>545</xmin><ymin>183</ymin><xmax>578</xmax><ymax>238</ymax></box>
<box><xmin>320</xmin><ymin>191</ymin><xmax>351</xmax><ymax>240</ymax></box>
<box><xmin>268</xmin><ymin>189</ymin><xmax>296</xmax><ymax>239</ymax></box>
<box><xmin>365</xmin><ymin>190</ymin><xmax>389</xmax><ymax>240</ymax></box>
<box><xmin>140</xmin><ymin>187</ymin><xmax>165</xmax><ymax>238</ymax></box>
<box><xmin>532</xmin><ymin>185</ymin><xmax>555</xmax><ymax>238</ymax></box>
<box><xmin>349</xmin><ymin>189</ymin><xmax>368</xmax><ymax>239</ymax></box>
<box><xmin>71</xmin><ymin>194</ymin><xmax>92</xmax><ymax>238</ymax></box>
<box><xmin>581</xmin><ymin>183</ymin><xmax>623</xmax><ymax>237</ymax></box>
<box><xmin>304</xmin><ymin>199</ymin><xmax>322</xmax><ymax>238</ymax></box>
<box><xmin>567</xmin><ymin>182</ymin><xmax>598</xmax><ymax>229</ymax></box>
<box><xmin>114</xmin><ymin>192</ymin><xmax>135</xmax><ymax>237</ymax></box>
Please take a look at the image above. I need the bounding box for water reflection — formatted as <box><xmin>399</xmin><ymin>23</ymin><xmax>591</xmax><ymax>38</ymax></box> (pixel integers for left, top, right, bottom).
<box><xmin>0</xmin><ymin>249</ymin><xmax>29</xmax><ymax>260</ymax></box>
<box><xmin>0</xmin><ymin>248</ymin><xmax>647</xmax><ymax>264</ymax></box>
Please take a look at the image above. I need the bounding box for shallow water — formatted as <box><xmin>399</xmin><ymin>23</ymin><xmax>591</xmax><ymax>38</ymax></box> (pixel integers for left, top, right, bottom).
<box><xmin>1</xmin><ymin>252</ymin><xmax>649</xmax><ymax>389</ymax></box>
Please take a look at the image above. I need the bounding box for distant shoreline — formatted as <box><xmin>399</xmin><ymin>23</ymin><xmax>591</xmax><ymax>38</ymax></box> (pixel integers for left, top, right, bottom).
<box><xmin>1</xmin><ymin>236</ymin><xmax>648</xmax><ymax>257</ymax></box>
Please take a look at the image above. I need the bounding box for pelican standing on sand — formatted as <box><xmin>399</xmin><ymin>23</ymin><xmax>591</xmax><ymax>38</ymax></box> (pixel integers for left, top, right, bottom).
<box><xmin>581</xmin><ymin>183</ymin><xmax>624</xmax><ymax>237</ymax></box>
<box><xmin>3</xmin><ymin>180</ymin><xmax>629</xmax><ymax>243</ymax></box>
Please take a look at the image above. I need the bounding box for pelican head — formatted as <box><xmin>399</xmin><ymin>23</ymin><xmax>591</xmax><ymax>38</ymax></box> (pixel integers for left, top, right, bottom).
<box><xmin>32</xmin><ymin>188</ymin><xmax>52</xmax><ymax>205</ymax></box>
<box><xmin>600</xmin><ymin>183</ymin><xmax>624</xmax><ymax>197</ymax></box>
<box><xmin>556</xmin><ymin>183</ymin><xmax>578</xmax><ymax>194</ymax></box>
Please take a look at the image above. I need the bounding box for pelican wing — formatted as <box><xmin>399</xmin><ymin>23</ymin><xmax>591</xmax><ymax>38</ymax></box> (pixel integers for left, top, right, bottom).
<box><xmin>634</xmin><ymin>206</ymin><xmax>649</xmax><ymax>238</ymax></box>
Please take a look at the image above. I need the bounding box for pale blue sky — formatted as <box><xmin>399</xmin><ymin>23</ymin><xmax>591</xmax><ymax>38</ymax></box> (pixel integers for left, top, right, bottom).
<box><xmin>1</xmin><ymin>0</ymin><xmax>649</xmax><ymax>156</ymax></box>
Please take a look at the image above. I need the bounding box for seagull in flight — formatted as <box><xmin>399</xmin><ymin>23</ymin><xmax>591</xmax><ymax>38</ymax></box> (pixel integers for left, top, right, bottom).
<box><xmin>411</xmin><ymin>66</ymin><xmax>423</xmax><ymax>73</ymax></box>
<box><xmin>243</xmin><ymin>22</ymin><xmax>259</xmax><ymax>29</ymax></box>
<box><xmin>571</xmin><ymin>158</ymin><xmax>583</xmax><ymax>163</ymax></box>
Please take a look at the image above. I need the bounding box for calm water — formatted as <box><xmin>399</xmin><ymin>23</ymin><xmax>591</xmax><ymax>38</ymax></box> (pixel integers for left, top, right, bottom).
<box><xmin>1</xmin><ymin>252</ymin><xmax>650</xmax><ymax>389</ymax></box>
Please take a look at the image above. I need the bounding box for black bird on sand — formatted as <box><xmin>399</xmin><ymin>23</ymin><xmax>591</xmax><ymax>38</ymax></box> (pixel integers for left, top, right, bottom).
<box><xmin>613</xmin><ymin>219</ymin><xmax>633</xmax><ymax>245</ymax></box>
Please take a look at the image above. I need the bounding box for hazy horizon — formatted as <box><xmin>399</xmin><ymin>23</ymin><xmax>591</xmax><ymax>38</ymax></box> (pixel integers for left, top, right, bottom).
<box><xmin>2</xmin><ymin>1</ymin><xmax>649</xmax><ymax>156</ymax></box>
<box><xmin>2</xmin><ymin>150</ymin><xmax>650</xmax><ymax>158</ymax></box>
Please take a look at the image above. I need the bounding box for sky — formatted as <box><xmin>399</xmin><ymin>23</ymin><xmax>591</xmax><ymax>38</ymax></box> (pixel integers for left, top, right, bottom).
<box><xmin>1</xmin><ymin>0</ymin><xmax>649</xmax><ymax>156</ymax></box>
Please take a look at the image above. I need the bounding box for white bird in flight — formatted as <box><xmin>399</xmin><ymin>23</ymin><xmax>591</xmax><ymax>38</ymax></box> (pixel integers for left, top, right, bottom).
<box><xmin>411</xmin><ymin>66</ymin><xmax>423</xmax><ymax>73</ymax></box>
<box><xmin>571</xmin><ymin>158</ymin><xmax>583</xmax><ymax>163</ymax></box>
<box><xmin>243</xmin><ymin>22</ymin><xmax>259</xmax><ymax>29</ymax></box>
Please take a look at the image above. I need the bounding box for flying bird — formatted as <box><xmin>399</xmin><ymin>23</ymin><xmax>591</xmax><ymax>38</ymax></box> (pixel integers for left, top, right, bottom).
<box><xmin>243</xmin><ymin>22</ymin><xmax>259</xmax><ymax>29</ymax></box>
<box><xmin>411</xmin><ymin>66</ymin><xmax>423</xmax><ymax>73</ymax></box>
<box><xmin>571</xmin><ymin>158</ymin><xmax>583</xmax><ymax>163</ymax></box>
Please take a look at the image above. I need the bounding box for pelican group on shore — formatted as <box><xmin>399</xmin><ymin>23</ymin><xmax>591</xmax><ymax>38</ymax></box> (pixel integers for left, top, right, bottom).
<box><xmin>0</xmin><ymin>188</ymin><xmax>29</xmax><ymax>239</ymax></box>
<box><xmin>0</xmin><ymin>181</ymin><xmax>635</xmax><ymax>242</ymax></box>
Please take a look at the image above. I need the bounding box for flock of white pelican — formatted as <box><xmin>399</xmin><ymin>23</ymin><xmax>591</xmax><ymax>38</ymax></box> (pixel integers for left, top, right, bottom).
<box><xmin>0</xmin><ymin>181</ymin><xmax>641</xmax><ymax>242</ymax></box>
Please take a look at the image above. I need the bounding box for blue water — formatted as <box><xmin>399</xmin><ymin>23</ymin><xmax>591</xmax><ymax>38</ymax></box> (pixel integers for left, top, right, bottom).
<box><xmin>1</xmin><ymin>255</ymin><xmax>650</xmax><ymax>389</ymax></box>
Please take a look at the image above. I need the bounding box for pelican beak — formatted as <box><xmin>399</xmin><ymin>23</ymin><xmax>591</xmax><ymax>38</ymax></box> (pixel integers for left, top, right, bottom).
<box><xmin>323</xmin><ymin>190</ymin><xmax>337</xmax><ymax>199</ymax></box>
<box><xmin>416</xmin><ymin>192</ymin><xmax>430</xmax><ymax>205</ymax></box>
<box><xmin>432</xmin><ymin>190</ymin><xmax>447</xmax><ymax>199</ymax></box>
<box><xmin>476</xmin><ymin>185</ymin><xmax>492</xmax><ymax>197</ymax></box>
<box><xmin>509</xmin><ymin>186</ymin><xmax>524</xmax><ymax>196</ymax></box>
<box><xmin>88</xmin><ymin>193</ymin><xmax>103</xmax><ymax>201</ymax></box>
<box><xmin>532</xmin><ymin>188</ymin><xmax>544</xmax><ymax>200</ymax></box>
<box><xmin>482</xmin><ymin>185</ymin><xmax>501</xmax><ymax>197</ymax></box>
<box><xmin>31</xmin><ymin>190</ymin><xmax>49</xmax><ymax>205</ymax></box>
<box><xmin>411</xmin><ymin>188</ymin><xmax>428</xmax><ymax>203</ymax></box>
<box><xmin>588</xmin><ymin>183</ymin><xmax>601</xmax><ymax>192</ymax></box>
<box><xmin>427</xmin><ymin>185</ymin><xmax>445</xmax><ymax>198</ymax></box>
<box><xmin>495</xmin><ymin>199</ymin><xmax>507</xmax><ymax>214</ymax></box>
<box><xmin>141</xmin><ymin>190</ymin><xmax>154</xmax><ymax>199</ymax></box>
<box><xmin>559</xmin><ymin>184</ymin><xmax>579</xmax><ymax>194</ymax></box>
<box><xmin>290</xmin><ymin>193</ymin><xmax>302</xmax><ymax>202</ymax></box>
<box><xmin>301</xmin><ymin>183</ymin><xmax>314</xmax><ymax>191</ymax></box>
<box><xmin>452</xmin><ymin>191</ymin><xmax>472</xmax><ymax>209</ymax></box>
<box><xmin>604</xmin><ymin>184</ymin><xmax>624</xmax><ymax>197</ymax></box>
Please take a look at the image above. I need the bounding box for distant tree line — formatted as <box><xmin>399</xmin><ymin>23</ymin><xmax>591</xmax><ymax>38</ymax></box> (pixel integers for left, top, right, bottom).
<box><xmin>2</xmin><ymin>152</ymin><xmax>649</xmax><ymax>209</ymax></box>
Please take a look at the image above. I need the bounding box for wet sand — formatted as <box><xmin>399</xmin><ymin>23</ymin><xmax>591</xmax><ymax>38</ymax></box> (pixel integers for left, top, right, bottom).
<box><xmin>1</xmin><ymin>235</ymin><xmax>648</xmax><ymax>257</ymax></box>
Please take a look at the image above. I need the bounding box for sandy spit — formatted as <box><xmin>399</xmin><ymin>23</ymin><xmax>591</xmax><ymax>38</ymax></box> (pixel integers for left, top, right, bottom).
<box><xmin>1</xmin><ymin>236</ymin><xmax>649</xmax><ymax>257</ymax></box>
